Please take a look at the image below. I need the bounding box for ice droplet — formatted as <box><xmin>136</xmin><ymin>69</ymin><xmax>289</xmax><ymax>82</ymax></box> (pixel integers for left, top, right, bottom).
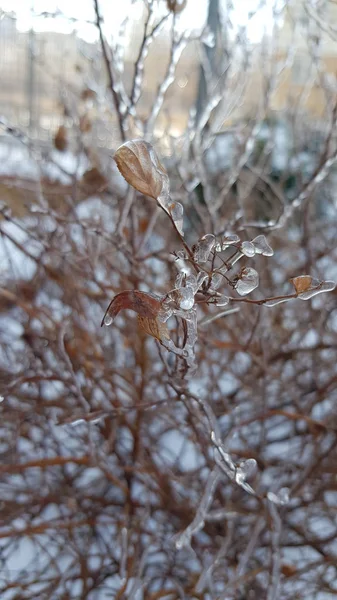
<box><xmin>240</xmin><ymin>241</ymin><xmax>256</xmax><ymax>257</ymax></box>
<box><xmin>235</xmin><ymin>458</ymin><xmax>257</xmax><ymax>485</ymax></box>
<box><xmin>210</xmin><ymin>273</ymin><xmax>222</xmax><ymax>290</ymax></box>
<box><xmin>104</xmin><ymin>315</ymin><xmax>114</xmax><ymax>326</ymax></box>
<box><xmin>252</xmin><ymin>235</ymin><xmax>274</xmax><ymax>257</ymax></box>
<box><xmin>267</xmin><ymin>487</ymin><xmax>290</xmax><ymax>506</ymax></box>
<box><xmin>0</xmin><ymin>395</ymin><xmax>4</xmax><ymax>403</ymax></box>
<box><xmin>179</xmin><ymin>287</ymin><xmax>195</xmax><ymax>310</ymax></box>
<box><xmin>235</xmin><ymin>267</ymin><xmax>259</xmax><ymax>296</ymax></box>
<box><xmin>222</xmin><ymin>234</ymin><xmax>240</xmax><ymax>250</ymax></box>
<box><xmin>216</xmin><ymin>295</ymin><xmax>229</xmax><ymax>307</ymax></box>
<box><xmin>215</xmin><ymin>242</ymin><xmax>222</xmax><ymax>252</ymax></box>
<box><xmin>194</xmin><ymin>234</ymin><xmax>215</xmax><ymax>263</ymax></box>
<box><xmin>169</xmin><ymin>201</ymin><xmax>184</xmax><ymax>236</ymax></box>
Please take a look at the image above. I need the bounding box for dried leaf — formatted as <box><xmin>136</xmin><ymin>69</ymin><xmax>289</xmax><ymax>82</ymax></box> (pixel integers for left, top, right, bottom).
<box><xmin>138</xmin><ymin>315</ymin><xmax>170</xmax><ymax>341</ymax></box>
<box><xmin>81</xmin><ymin>88</ymin><xmax>96</xmax><ymax>101</ymax></box>
<box><xmin>54</xmin><ymin>125</ymin><xmax>68</xmax><ymax>152</ymax></box>
<box><xmin>291</xmin><ymin>275</ymin><xmax>313</xmax><ymax>294</ymax></box>
<box><xmin>101</xmin><ymin>290</ymin><xmax>162</xmax><ymax>327</ymax></box>
<box><xmin>79</xmin><ymin>114</ymin><xmax>92</xmax><ymax>133</ymax></box>
<box><xmin>82</xmin><ymin>167</ymin><xmax>108</xmax><ymax>193</ymax></box>
<box><xmin>167</xmin><ymin>0</ymin><xmax>187</xmax><ymax>13</ymax></box>
<box><xmin>114</xmin><ymin>140</ymin><xmax>169</xmax><ymax>200</ymax></box>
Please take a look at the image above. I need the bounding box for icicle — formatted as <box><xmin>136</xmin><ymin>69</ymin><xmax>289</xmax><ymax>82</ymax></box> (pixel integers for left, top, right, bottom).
<box><xmin>235</xmin><ymin>267</ymin><xmax>259</xmax><ymax>296</ymax></box>
<box><xmin>240</xmin><ymin>241</ymin><xmax>256</xmax><ymax>257</ymax></box>
<box><xmin>194</xmin><ymin>234</ymin><xmax>215</xmax><ymax>263</ymax></box>
<box><xmin>169</xmin><ymin>201</ymin><xmax>184</xmax><ymax>236</ymax></box>
<box><xmin>267</xmin><ymin>488</ymin><xmax>290</xmax><ymax>506</ymax></box>
<box><xmin>252</xmin><ymin>234</ymin><xmax>274</xmax><ymax>256</ymax></box>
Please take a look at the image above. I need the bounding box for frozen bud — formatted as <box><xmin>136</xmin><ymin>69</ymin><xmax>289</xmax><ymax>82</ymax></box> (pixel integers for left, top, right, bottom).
<box><xmin>236</xmin><ymin>458</ymin><xmax>257</xmax><ymax>484</ymax></box>
<box><xmin>252</xmin><ymin>235</ymin><xmax>274</xmax><ymax>256</ymax></box>
<box><xmin>114</xmin><ymin>139</ymin><xmax>169</xmax><ymax>200</ymax></box>
<box><xmin>179</xmin><ymin>287</ymin><xmax>195</xmax><ymax>310</ymax></box>
<box><xmin>240</xmin><ymin>241</ymin><xmax>256</xmax><ymax>257</ymax></box>
<box><xmin>235</xmin><ymin>267</ymin><xmax>259</xmax><ymax>296</ymax></box>
<box><xmin>194</xmin><ymin>234</ymin><xmax>215</xmax><ymax>263</ymax></box>
<box><xmin>222</xmin><ymin>234</ymin><xmax>240</xmax><ymax>250</ymax></box>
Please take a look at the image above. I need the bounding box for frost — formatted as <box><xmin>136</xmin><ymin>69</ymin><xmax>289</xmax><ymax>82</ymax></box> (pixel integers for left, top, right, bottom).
<box><xmin>179</xmin><ymin>287</ymin><xmax>195</xmax><ymax>310</ymax></box>
<box><xmin>169</xmin><ymin>201</ymin><xmax>184</xmax><ymax>236</ymax></box>
<box><xmin>235</xmin><ymin>267</ymin><xmax>259</xmax><ymax>296</ymax></box>
<box><xmin>240</xmin><ymin>241</ymin><xmax>256</xmax><ymax>257</ymax></box>
<box><xmin>267</xmin><ymin>488</ymin><xmax>290</xmax><ymax>506</ymax></box>
<box><xmin>194</xmin><ymin>234</ymin><xmax>215</xmax><ymax>263</ymax></box>
<box><xmin>252</xmin><ymin>234</ymin><xmax>274</xmax><ymax>256</ymax></box>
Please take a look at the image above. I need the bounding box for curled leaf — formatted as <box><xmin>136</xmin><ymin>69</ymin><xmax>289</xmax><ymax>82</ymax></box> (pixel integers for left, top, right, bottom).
<box><xmin>101</xmin><ymin>290</ymin><xmax>163</xmax><ymax>327</ymax></box>
<box><xmin>114</xmin><ymin>139</ymin><xmax>169</xmax><ymax>200</ymax></box>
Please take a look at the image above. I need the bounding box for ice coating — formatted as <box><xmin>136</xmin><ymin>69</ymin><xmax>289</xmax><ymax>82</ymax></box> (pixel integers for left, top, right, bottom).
<box><xmin>194</xmin><ymin>234</ymin><xmax>215</xmax><ymax>263</ymax></box>
<box><xmin>240</xmin><ymin>241</ymin><xmax>256</xmax><ymax>257</ymax></box>
<box><xmin>169</xmin><ymin>201</ymin><xmax>184</xmax><ymax>236</ymax></box>
<box><xmin>252</xmin><ymin>234</ymin><xmax>274</xmax><ymax>256</ymax></box>
<box><xmin>235</xmin><ymin>267</ymin><xmax>259</xmax><ymax>296</ymax></box>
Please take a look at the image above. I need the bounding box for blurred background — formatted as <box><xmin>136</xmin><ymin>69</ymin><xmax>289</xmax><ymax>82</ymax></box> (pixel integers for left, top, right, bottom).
<box><xmin>1</xmin><ymin>1</ymin><xmax>337</xmax><ymax>599</ymax></box>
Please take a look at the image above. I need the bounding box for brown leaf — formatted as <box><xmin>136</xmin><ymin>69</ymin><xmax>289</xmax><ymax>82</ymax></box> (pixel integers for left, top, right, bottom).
<box><xmin>81</xmin><ymin>167</ymin><xmax>108</xmax><ymax>193</ymax></box>
<box><xmin>101</xmin><ymin>290</ymin><xmax>163</xmax><ymax>327</ymax></box>
<box><xmin>54</xmin><ymin>125</ymin><xmax>68</xmax><ymax>152</ymax></box>
<box><xmin>138</xmin><ymin>315</ymin><xmax>170</xmax><ymax>341</ymax></box>
<box><xmin>79</xmin><ymin>114</ymin><xmax>92</xmax><ymax>133</ymax></box>
<box><xmin>167</xmin><ymin>0</ymin><xmax>187</xmax><ymax>13</ymax></box>
<box><xmin>290</xmin><ymin>275</ymin><xmax>313</xmax><ymax>294</ymax></box>
<box><xmin>114</xmin><ymin>140</ymin><xmax>168</xmax><ymax>200</ymax></box>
